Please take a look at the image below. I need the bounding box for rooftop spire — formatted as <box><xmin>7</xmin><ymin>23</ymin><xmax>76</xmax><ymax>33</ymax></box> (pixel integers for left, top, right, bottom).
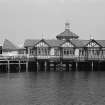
<box><xmin>65</xmin><ymin>22</ymin><xmax>70</xmax><ymax>30</ymax></box>
<box><xmin>42</xmin><ymin>33</ymin><xmax>44</xmax><ymax>39</ymax></box>
<box><xmin>90</xmin><ymin>35</ymin><xmax>94</xmax><ymax>40</ymax></box>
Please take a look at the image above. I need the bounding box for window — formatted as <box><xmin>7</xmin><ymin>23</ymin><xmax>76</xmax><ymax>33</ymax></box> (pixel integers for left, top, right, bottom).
<box><xmin>67</xmin><ymin>50</ymin><xmax>69</xmax><ymax>55</ymax></box>
<box><xmin>30</xmin><ymin>49</ymin><xmax>34</xmax><ymax>55</ymax></box>
<box><xmin>38</xmin><ymin>48</ymin><xmax>41</xmax><ymax>55</ymax></box>
<box><xmin>64</xmin><ymin>50</ymin><xmax>66</xmax><ymax>55</ymax></box>
<box><xmin>63</xmin><ymin>48</ymin><xmax>74</xmax><ymax>56</ymax></box>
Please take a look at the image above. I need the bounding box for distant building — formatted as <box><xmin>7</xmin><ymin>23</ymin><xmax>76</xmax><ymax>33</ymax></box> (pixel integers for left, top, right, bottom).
<box><xmin>2</xmin><ymin>39</ymin><xmax>25</xmax><ymax>56</ymax></box>
<box><xmin>24</xmin><ymin>23</ymin><xmax>105</xmax><ymax>60</ymax></box>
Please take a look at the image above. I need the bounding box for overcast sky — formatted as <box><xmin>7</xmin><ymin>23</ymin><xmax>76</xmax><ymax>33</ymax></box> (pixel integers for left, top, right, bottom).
<box><xmin>0</xmin><ymin>0</ymin><xmax>105</xmax><ymax>45</ymax></box>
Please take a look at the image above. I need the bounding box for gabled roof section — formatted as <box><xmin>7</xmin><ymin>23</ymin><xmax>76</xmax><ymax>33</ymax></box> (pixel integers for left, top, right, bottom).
<box><xmin>60</xmin><ymin>40</ymin><xmax>75</xmax><ymax>47</ymax></box>
<box><xmin>45</xmin><ymin>39</ymin><xmax>64</xmax><ymax>47</ymax></box>
<box><xmin>35</xmin><ymin>39</ymin><xmax>50</xmax><ymax>47</ymax></box>
<box><xmin>71</xmin><ymin>40</ymin><xmax>89</xmax><ymax>47</ymax></box>
<box><xmin>84</xmin><ymin>39</ymin><xmax>102</xmax><ymax>47</ymax></box>
<box><xmin>97</xmin><ymin>40</ymin><xmax>105</xmax><ymax>47</ymax></box>
<box><xmin>24</xmin><ymin>39</ymin><xmax>64</xmax><ymax>47</ymax></box>
<box><xmin>24</xmin><ymin>39</ymin><xmax>39</xmax><ymax>47</ymax></box>
<box><xmin>3</xmin><ymin>39</ymin><xmax>19</xmax><ymax>50</ymax></box>
<box><xmin>24</xmin><ymin>39</ymin><xmax>91</xmax><ymax>48</ymax></box>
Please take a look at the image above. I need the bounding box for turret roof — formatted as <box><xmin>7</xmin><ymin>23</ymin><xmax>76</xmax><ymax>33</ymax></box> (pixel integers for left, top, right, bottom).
<box><xmin>56</xmin><ymin>29</ymin><xmax>79</xmax><ymax>39</ymax></box>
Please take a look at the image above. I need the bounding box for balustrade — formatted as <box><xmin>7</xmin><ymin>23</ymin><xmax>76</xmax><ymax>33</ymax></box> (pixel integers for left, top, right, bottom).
<box><xmin>0</xmin><ymin>51</ymin><xmax>105</xmax><ymax>61</ymax></box>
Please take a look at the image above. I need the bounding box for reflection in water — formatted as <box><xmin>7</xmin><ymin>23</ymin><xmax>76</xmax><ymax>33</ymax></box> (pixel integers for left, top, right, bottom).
<box><xmin>0</xmin><ymin>71</ymin><xmax>105</xmax><ymax>105</ymax></box>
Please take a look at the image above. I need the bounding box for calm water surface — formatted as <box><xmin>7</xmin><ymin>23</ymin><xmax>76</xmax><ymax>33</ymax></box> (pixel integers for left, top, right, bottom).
<box><xmin>0</xmin><ymin>71</ymin><xmax>105</xmax><ymax>105</ymax></box>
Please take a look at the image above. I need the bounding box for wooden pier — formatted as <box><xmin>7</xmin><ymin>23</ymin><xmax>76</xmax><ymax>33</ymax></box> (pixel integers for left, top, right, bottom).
<box><xmin>0</xmin><ymin>55</ymin><xmax>105</xmax><ymax>73</ymax></box>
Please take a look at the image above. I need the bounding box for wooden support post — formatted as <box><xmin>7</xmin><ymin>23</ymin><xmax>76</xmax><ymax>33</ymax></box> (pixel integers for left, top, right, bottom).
<box><xmin>60</xmin><ymin>61</ymin><xmax>63</xmax><ymax>71</ymax></box>
<box><xmin>92</xmin><ymin>61</ymin><xmax>94</xmax><ymax>71</ymax></box>
<box><xmin>98</xmin><ymin>61</ymin><xmax>100</xmax><ymax>71</ymax></box>
<box><xmin>0</xmin><ymin>64</ymin><xmax>1</xmax><ymax>73</ymax></box>
<box><xmin>19</xmin><ymin>60</ymin><xmax>21</xmax><ymax>73</ymax></box>
<box><xmin>49</xmin><ymin>63</ymin><xmax>51</xmax><ymax>71</ymax></box>
<box><xmin>8</xmin><ymin>60</ymin><xmax>10</xmax><ymax>73</ymax></box>
<box><xmin>76</xmin><ymin>62</ymin><xmax>78</xmax><ymax>71</ymax></box>
<box><xmin>45</xmin><ymin>61</ymin><xmax>47</xmax><ymax>72</ymax></box>
<box><xmin>26</xmin><ymin>61</ymin><xmax>28</xmax><ymax>72</ymax></box>
<box><xmin>37</xmin><ymin>61</ymin><xmax>39</xmax><ymax>72</ymax></box>
<box><xmin>66</xmin><ymin>63</ymin><xmax>67</xmax><ymax>71</ymax></box>
<box><xmin>54</xmin><ymin>63</ymin><xmax>56</xmax><ymax>71</ymax></box>
<box><xmin>69</xmin><ymin>64</ymin><xmax>72</xmax><ymax>71</ymax></box>
<box><xmin>47</xmin><ymin>62</ymin><xmax>49</xmax><ymax>71</ymax></box>
<box><xmin>66</xmin><ymin>63</ymin><xmax>68</xmax><ymax>71</ymax></box>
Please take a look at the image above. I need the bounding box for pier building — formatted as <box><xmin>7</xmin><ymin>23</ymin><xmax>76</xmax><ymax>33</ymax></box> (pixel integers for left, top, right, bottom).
<box><xmin>22</xmin><ymin>22</ymin><xmax>105</xmax><ymax>72</ymax></box>
<box><xmin>24</xmin><ymin>22</ymin><xmax>105</xmax><ymax>61</ymax></box>
<box><xmin>0</xmin><ymin>22</ymin><xmax>105</xmax><ymax>73</ymax></box>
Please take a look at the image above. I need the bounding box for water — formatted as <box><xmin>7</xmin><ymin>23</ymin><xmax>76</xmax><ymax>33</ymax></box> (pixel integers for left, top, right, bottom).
<box><xmin>0</xmin><ymin>71</ymin><xmax>105</xmax><ymax>105</ymax></box>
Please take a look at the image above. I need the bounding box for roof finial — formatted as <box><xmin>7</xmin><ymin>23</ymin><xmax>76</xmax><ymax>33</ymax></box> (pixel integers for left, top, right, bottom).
<box><xmin>42</xmin><ymin>33</ymin><xmax>44</xmax><ymax>39</ymax></box>
<box><xmin>90</xmin><ymin>35</ymin><xmax>94</xmax><ymax>40</ymax></box>
<box><xmin>65</xmin><ymin>22</ymin><xmax>70</xmax><ymax>30</ymax></box>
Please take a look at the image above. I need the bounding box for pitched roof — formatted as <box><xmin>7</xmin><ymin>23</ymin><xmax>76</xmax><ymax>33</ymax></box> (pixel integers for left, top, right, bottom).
<box><xmin>24</xmin><ymin>39</ymin><xmax>39</xmax><ymax>47</ymax></box>
<box><xmin>83</xmin><ymin>39</ymin><xmax>103</xmax><ymax>47</ymax></box>
<box><xmin>56</xmin><ymin>29</ymin><xmax>79</xmax><ymax>39</ymax></box>
<box><xmin>24</xmin><ymin>39</ymin><xmax>89</xmax><ymax>47</ymax></box>
<box><xmin>45</xmin><ymin>39</ymin><xmax>64</xmax><ymax>47</ymax></box>
<box><xmin>71</xmin><ymin>40</ymin><xmax>89</xmax><ymax>47</ymax></box>
<box><xmin>78</xmin><ymin>40</ymin><xmax>105</xmax><ymax>48</ymax></box>
<box><xmin>24</xmin><ymin>39</ymin><xmax>64</xmax><ymax>47</ymax></box>
<box><xmin>97</xmin><ymin>40</ymin><xmax>105</xmax><ymax>47</ymax></box>
<box><xmin>3</xmin><ymin>39</ymin><xmax>19</xmax><ymax>50</ymax></box>
<box><xmin>24</xmin><ymin>38</ymin><xmax>105</xmax><ymax>48</ymax></box>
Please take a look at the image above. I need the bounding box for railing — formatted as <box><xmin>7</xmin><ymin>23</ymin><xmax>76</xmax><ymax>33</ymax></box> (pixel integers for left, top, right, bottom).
<box><xmin>87</xmin><ymin>55</ymin><xmax>105</xmax><ymax>61</ymax></box>
<box><xmin>36</xmin><ymin>55</ymin><xmax>60</xmax><ymax>59</ymax></box>
<box><xmin>0</xmin><ymin>54</ymin><xmax>34</xmax><ymax>61</ymax></box>
<box><xmin>62</xmin><ymin>55</ymin><xmax>76</xmax><ymax>60</ymax></box>
<box><xmin>77</xmin><ymin>55</ymin><xmax>105</xmax><ymax>61</ymax></box>
<box><xmin>77</xmin><ymin>56</ymin><xmax>86</xmax><ymax>61</ymax></box>
<box><xmin>0</xmin><ymin>54</ymin><xmax>105</xmax><ymax>61</ymax></box>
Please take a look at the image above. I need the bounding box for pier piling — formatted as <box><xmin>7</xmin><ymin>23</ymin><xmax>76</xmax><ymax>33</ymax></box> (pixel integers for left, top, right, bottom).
<box><xmin>26</xmin><ymin>61</ymin><xmax>28</xmax><ymax>72</ymax></box>
<box><xmin>37</xmin><ymin>61</ymin><xmax>39</xmax><ymax>72</ymax></box>
<box><xmin>8</xmin><ymin>60</ymin><xmax>10</xmax><ymax>73</ymax></box>
<box><xmin>92</xmin><ymin>61</ymin><xmax>94</xmax><ymax>71</ymax></box>
<box><xmin>19</xmin><ymin>60</ymin><xmax>21</xmax><ymax>72</ymax></box>
<box><xmin>76</xmin><ymin>62</ymin><xmax>78</xmax><ymax>71</ymax></box>
<box><xmin>45</xmin><ymin>61</ymin><xmax>47</xmax><ymax>72</ymax></box>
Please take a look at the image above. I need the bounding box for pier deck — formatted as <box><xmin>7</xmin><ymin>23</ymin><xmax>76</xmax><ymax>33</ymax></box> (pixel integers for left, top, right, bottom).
<box><xmin>0</xmin><ymin>54</ymin><xmax>105</xmax><ymax>73</ymax></box>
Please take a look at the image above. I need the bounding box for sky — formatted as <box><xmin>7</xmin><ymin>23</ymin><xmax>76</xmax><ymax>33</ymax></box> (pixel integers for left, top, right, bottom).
<box><xmin>0</xmin><ymin>0</ymin><xmax>105</xmax><ymax>46</ymax></box>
